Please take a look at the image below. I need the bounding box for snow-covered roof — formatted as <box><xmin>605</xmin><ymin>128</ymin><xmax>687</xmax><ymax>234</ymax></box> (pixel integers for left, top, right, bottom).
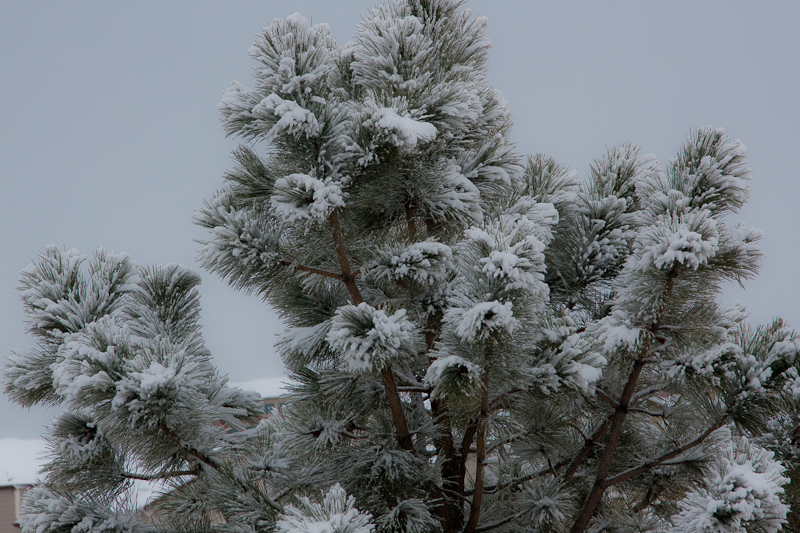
<box><xmin>0</xmin><ymin>438</ymin><xmax>46</xmax><ymax>486</ymax></box>
<box><xmin>228</xmin><ymin>376</ymin><xmax>288</xmax><ymax>399</ymax></box>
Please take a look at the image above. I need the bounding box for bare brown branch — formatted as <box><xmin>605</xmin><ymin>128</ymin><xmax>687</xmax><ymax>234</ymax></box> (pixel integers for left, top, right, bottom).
<box><xmin>463</xmin><ymin>369</ymin><xmax>491</xmax><ymax>533</ymax></box>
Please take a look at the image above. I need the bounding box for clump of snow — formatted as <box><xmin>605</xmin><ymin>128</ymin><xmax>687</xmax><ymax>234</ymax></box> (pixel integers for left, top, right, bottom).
<box><xmin>480</xmin><ymin>250</ymin><xmax>540</xmax><ymax>293</ymax></box>
<box><xmin>277</xmin><ymin>322</ymin><xmax>332</xmax><ymax>364</ymax></box>
<box><xmin>19</xmin><ymin>485</ymin><xmax>145</xmax><ymax>533</ymax></box>
<box><xmin>366</xmin><ymin>241</ymin><xmax>453</xmax><ymax>285</ymax></box>
<box><xmin>630</xmin><ymin>209</ymin><xmax>719</xmax><ymax>271</ymax></box>
<box><xmin>424</xmin><ymin>355</ymin><xmax>482</xmax><ymax>398</ymax></box>
<box><xmin>53</xmin><ymin>417</ymin><xmax>106</xmax><ymax>463</ymax></box>
<box><xmin>590</xmin><ymin>312</ymin><xmax>643</xmax><ymax>353</ymax></box>
<box><xmin>691</xmin><ymin>128</ymin><xmax>750</xmax><ymax>210</ymax></box>
<box><xmin>555</xmin><ymin>333</ymin><xmax>608</xmax><ymax>394</ymax></box>
<box><xmin>447</xmin><ymin>300</ymin><xmax>518</xmax><ymax>343</ymax></box>
<box><xmin>253</xmin><ymin>94</ymin><xmax>321</xmax><ymax>140</ymax></box>
<box><xmin>463</xmin><ymin>210</ymin><xmax>553</xmax><ymax>299</ymax></box>
<box><xmin>523</xmin><ymin>363</ymin><xmax>562</xmax><ymax>394</ymax></box>
<box><xmin>276</xmin><ymin>483</ymin><xmax>374</xmax><ymax>533</ymax></box>
<box><xmin>367</xmin><ymin>107</ymin><xmax>437</xmax><ymax>150</ymax></box>
<box><xmin>654</xmin><ymin>224</ymin><xmax>718</xmax><ymax>270</ymax></box>
<box><xmin>49</xmin><ymin>319</ymin><xmax>124</xmax><ymax>405</ymax></box>
<box><xmin>219</xmin><ymin>11</ymin><xmax>337</xmax><ymax>138</ymax></box>
<box><xmin>782</xmin><ymin>368</ymin><xmax>800</xmax><ymax>401</ymax></box>
<box><xmin>195</xmin><ymin>197</ymin><xmax>282</xmax><ymax>276</ymax></box>
<box><xmin>635</xmin><ymin>209</ymin><xmax>719</xmax><ymax>272</ymax></box>
<box><xmin>327</xmin><ymin>304</ymin><xmax>418</xmax><ymax>372</ymax></box>
<box><xmin>720</xmin><ymin>222</ymin><xmax>764</xmax><ymax>280</ymax></box>
<box><xmin>422</xmin><ymin>162</ymin><xmax>482</xmax><ymax>224</ymax></box>
<box><xmin>671</xmin><ymin>435</ymin><xmax>788</xmax><ymax>533</ymax></box>
<box><xmin>564</xmin><ymin>360</ymin><xmax>604</xmax><ymax>394</ymax></box>
<box><xmin>272</xmin><ymin>174</ymin><xmax>345</xmax><ymax>224</ymax></box>
<box><xmin>16</xmin><ymin>246</ymin><xmax>135</xmax><ymax>341</ymax></box>
<box><xmin>662</xmin><ymin>343</ymin><xmax>742</xmax><ymax>382</ymax></box>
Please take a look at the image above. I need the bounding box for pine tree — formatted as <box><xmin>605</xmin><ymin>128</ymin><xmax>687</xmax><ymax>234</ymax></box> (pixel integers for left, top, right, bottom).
<box><xmin>6</xmin><ymin>1</ymin><xmax>800</xmax><ymax>532</ymax></box>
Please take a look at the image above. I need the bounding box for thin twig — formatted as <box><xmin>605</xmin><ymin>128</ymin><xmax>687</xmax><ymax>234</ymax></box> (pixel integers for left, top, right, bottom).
<box><xmin>563</xmin><ymin>419</ymin><xmax>611</xmax><ymax>482</ymax></box>
<box><xmin>631</xmin><ymin>384</ymin><xmax>668</xmax><ymax>403</ymax></box>
<box><xmin>595</xmin><ymin>389</ymin><xmax>618</xmax><ymax>407</ymax></box>
<box><xmin>278</xmin><ymin>260</ymin><xmax>342</xmax><ymax>280</ymax></box>
<box><xmin>488</xmin><ymin>388</ymin><xmax>522</xmax><ymax>410</ymax></box>
<box><xmin>397</xmin><ymin>386</ymin><xmax>431</xmax><ymax>393</ymax></box>
<box><xmin>121</xmin><ymin>470</ymin><xmax>198</xmax><ymax>481</ymax></box>
<box><xmin>159</xmin><ymin>421</ymin><xmax>218</xmax><ymax>468</ymax></box>
<box><xmin>627</xmin><ymin>408</ymin><xmax>666</xmax><ymax>418</ymax></box>
<box><xmin>474</xmin><ymin>509</ymin><xmax>528</xmax><ymax>532</ymax></box>
<box><xmin>274</xmin><ymin>487</ymin><xmax>292</xmax><ymax>502</ymax></box>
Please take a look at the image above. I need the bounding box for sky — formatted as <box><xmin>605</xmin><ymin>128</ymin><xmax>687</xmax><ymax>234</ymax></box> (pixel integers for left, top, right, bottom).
<box><xmin>1</xmin><ymin>1</ymin><xmax>798</xmax><ymax>439</ymax></box>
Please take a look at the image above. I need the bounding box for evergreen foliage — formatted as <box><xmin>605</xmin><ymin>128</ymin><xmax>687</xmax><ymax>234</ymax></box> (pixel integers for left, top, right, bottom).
<box><xmin>5</xmin><ymin>1</ymin><xmax>800</xmax><ymax>532</ymax></box>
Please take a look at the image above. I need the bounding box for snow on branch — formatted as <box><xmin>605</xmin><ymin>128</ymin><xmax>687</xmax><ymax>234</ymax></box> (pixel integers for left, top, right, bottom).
<box><xmin>276</xmin><ymin>484</ymin><xmax>374</xmax><ymax>533</ymax></box>
<box><xmin>271</xmin><ymin>174</ymin><xmax>346</xmax><ymax>224</ymax></box>
<box><xmin>327</xmin><ymin>303</ymin><xmax>420</xmax><ymax>372</ymax></box>
<box><xmin>670</xmin><ymin>435</ymin><xmax>788</xmax><ymax>533</ymax></box>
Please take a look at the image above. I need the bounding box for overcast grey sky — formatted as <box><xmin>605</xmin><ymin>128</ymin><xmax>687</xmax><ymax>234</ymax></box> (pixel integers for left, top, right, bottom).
<box><xmin>1</xmin><ymin>1</ymin><xmax>798</xmax><ymax>438</ymax></box>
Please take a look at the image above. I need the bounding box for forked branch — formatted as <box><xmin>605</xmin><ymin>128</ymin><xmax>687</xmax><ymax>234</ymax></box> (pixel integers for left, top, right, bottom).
<box><xmin>328</xmin><ymin>209</ymin><xmax>414</xmax><ymax>452</ymax></box>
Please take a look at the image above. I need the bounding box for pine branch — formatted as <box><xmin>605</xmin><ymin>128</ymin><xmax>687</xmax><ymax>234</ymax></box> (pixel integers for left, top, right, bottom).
<box><xmin>340</xmin><ymin>430</ymin><xmax>370</xmax><ymax>440</ymax></box>
<box><xmin>631</xmin><ymin>384</ymin><xmax>669</xmax><ymax>403</ymax></box>
<box><xmin>488</xmin><ymin>388</ymin><xmax>523</xmax><ymax>410</ymax></box>
<box><xmin>160</xmin><ymin>421</ymin><xmax>285</xmax><ymax>512</ymax></box>
<box><xmin>602</xmin><ymin>416</ymin><xmax>729</xmax><ymax>488</ymax></box>
<box><xmin>158</xmin><ymin>421</ymin><xmax>285</xmax><ymax>514</ymax></box>
<box><xmin>474</xmin><ymin>509</ymin><xmax>528</xmax><ymax>532</ymax></box>
<box><xmin>380</xmin><ymin>368</ymin><xmax>415</xmax><ymax>452</ymax></box>
<box><xmin>159</xmin><ymin>421</ymin><xmax>219</xmax><ymax>469</ymax></box>
<box><xmin>328</xmin><ymin>208</ymin><xmax>414</xmax><ymax>453</ymax></box>
<box><xmin>460</xmin><ymin>416</ymin><xmax>480</xmax><ymax>482</ymax></box>
<box><xmin>563</xmin><ymin>419</ymin><xmax>612</xmax><ymax>482</ymax></box>
<box><xmin>121</xmin><ymin>469</ymin><xmax>199</xmax><ymax>481</ymax></box>
<box><xmin>595</xmin><ymin>389</ymin><xmax>618</xmax><ymax>407</ymax></box>
<box><xmin>329</xmin><ymin>210</ymin><xmax>362</xmax><ymax>305</ymax></box>
<box><xmin>397</xmin><ymin>386</ymin><xmax>430</xmax><ymax>393</ymax></box>
<box><xmin>463</xmin><ymin>368</ymin><xmax>491</xmax><ymax>533</ymax></box>
<box><xmin>275</xmin><ymin>487</ymin><xmax>293</xmax><ymax>502</ymax></box>
<box><xmin>278</xmin><ymin>260</ymin><xmax>343</xmax><ymax>281</ymax></box>
<box><xmin>427</xmin><ymin>315</ymin><xmax>461</xmax><ymax>531</ymax></box>
<box><xmin>570</xmin><ymin>264</ymin><xmax>680</xmax><ymax>533</ymax></box>
<box><xmin>627</xmin><ymin>408</ymin><xmax>666</xmax><ymax>419</ymax></box>
<box><xmin>405</xmin><ymin>201</ymin><xmax>418</xmax><ymax>241</ymax></box>
<box><xmin>438</xmin><ymin>486</ymin><xmax>471</xmax><ymax>504</ymax></box>
<box><xmin>472</xmin><ymin>459</ymin><xmax>571</xmax><ymax>497</ymax></box>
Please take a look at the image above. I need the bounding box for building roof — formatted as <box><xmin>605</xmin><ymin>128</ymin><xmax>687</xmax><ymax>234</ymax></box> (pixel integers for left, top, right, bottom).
<box><xmin>228</xmin><ymin>376</ymin><xmax>288</xmax><ymax>399</ymax></box>
<box><xmin>0</xmin><ymin>439</ymin><xmax>47</xmax><ymax>486</ymax></box>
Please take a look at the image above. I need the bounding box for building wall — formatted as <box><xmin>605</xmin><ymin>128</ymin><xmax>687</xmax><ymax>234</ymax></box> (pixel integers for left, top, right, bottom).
<box><xmin>0</xmin><ymin>485</ymin><xmax>27</xmax><ymax>533</ymax></box>
<box><xmin>261</xmin><ymin>397</ymin><xmax>286</xmax><ymax>418</ymax></box>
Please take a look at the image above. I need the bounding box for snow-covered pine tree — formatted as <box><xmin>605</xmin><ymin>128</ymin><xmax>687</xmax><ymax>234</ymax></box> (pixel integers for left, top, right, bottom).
<box><xmin>5</xmin><ymin>1</ymin><xmax>800</xmax><ymax>532</ymax></box>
